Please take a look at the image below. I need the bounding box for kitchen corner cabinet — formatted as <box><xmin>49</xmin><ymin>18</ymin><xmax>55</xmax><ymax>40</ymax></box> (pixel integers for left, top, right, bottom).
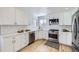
<box><xmin>0</xmin><ymin>33</ymin><xmax>29</xmax><ymax>52</ymax></box>
<box><xmin>59</xmin><ymin>32</ymin><xmax>72</xmax><ymax>46</ymax></box>
<box><xmin>35</xmin><ymin>30</ymin><xmax>48</xmax><ymax>40</ymax></box>
<box><xmin>0</xmin><ymin>7</ymin><xmax>15</xmax><ymax>25</ymax></box>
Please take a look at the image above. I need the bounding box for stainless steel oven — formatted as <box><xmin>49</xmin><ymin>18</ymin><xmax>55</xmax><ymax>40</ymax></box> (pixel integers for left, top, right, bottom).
<box><xmin>48</xmin><ymin>29</ymin><xmax>59</xmax><ymax>43</ymax></box>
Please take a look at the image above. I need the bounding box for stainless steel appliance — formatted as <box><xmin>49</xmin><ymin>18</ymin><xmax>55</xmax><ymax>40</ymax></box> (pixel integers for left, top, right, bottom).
<box><xmin>72</xmin><ymin>10</ymin><xmax>79</xmax><ymax>51</ymax></box>
<box><xmin>48</xmin><ymin>29</ymin><xmax>59</xmax><ymax>43</ymax></box>
<box><xmin>49</xmin><ymin>18</ymin><xmax>59</xmax><ymax>25</ymax></box>
<box><xmin>29</xmin><ymin>31</ymin><xmax>35</xmax><ymax>44</ymax></box>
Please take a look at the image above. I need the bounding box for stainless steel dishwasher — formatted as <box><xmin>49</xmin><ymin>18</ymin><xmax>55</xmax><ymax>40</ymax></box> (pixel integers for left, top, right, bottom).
<box><xmin>29</xmin><ymin>31</ymin><xmax>35</xmax><ymax>44</ymax></box>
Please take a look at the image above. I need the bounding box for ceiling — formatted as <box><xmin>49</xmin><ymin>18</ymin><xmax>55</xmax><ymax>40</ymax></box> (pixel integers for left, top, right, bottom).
<box><xmin>16</xmin><ymin>7</ymin><xmax>77</xmax><ymax>16</ymax></box>
<box><xmin>47</xmin><ymin>7</ymin><xmax>75</xmax><ymax>13</ymax></box>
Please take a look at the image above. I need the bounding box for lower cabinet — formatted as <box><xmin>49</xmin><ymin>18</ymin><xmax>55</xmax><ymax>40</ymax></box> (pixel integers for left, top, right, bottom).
<box><xmin>59</xmin><ymin>32</ymin><xmax>67</xmax><ymax>45</ymax></box>
<box><xmin>0</xmin><ymin>33</ymin><xmax>29</xmax><ymax>52</ymax></box>
<box><xmin>42</xmin><ymin>31</ymin><xmax>48</xmax><ymax>40</ymax></box>
<box><xmin>59</xmin><ymin>32</ymin><xmax>72</xmax><ymax>46</ymax></box>
<box><xmin>0</xmin><ymin>36</ymin><xmax>14</xmax><ymax>52</ymax></box>
<box><xmin>66</xmin><ymin>33</ymin><xmax>72</xmax><ymax>46</ymax></box>
<box><xmin>14</xmin><ymin>34</ymin><xmax>22</xmax><ymax>51</ymax></box>
<box><xmin>21</xmin><ymin>33</ymin><xmax>29</xmax><ymax>48</ymax></box>
<box><xmin>35</xmin><ymin>30</ymin><xmax>48</xmax><ymax>40</ymax></box>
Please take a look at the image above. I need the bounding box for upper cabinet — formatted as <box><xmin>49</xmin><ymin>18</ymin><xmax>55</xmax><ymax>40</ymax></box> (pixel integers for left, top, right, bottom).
<box><xmin>15</xmin><ymin>8</ymin><xmax>33</xmax><ymax>25</ymax></box>
<box><xmin>15</xmin><ymin>8</ymin><xmax>29</xmax><ymax>25</ymax></box>
<box><xmin>0</xmin><ymin>7</ymin><xmax>15</xmax><ymax>25</ymax></box>
<box><xmin>59</xmin><ymin>13</ymin><xmax>64</xmax><ymax>25</ymax></box>
<box><xmin>63</xmin><ymin>11</ymin><xmax>72</xmax><ymax>25</ymax></box>
<box><xmin>0</xmin><ymin>7</ymin><xmax>33</xmax><ymax>25</ymax></box>
<box><xmin>0</xmin><ymin>7</ymin><xmax>77</xmax><ymax>25</ymax></box>
<box><xmin>59</xmin><ymin>11</ymin><xmax>72</xmax><ymax>25</ymax></box>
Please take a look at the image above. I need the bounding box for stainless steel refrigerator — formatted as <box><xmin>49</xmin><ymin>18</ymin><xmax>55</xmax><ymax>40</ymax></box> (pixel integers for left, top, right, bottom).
<box><xmin>72</xmin><ymin>10</ymin><xmax>79</xmax><ymax>51</ymax></box>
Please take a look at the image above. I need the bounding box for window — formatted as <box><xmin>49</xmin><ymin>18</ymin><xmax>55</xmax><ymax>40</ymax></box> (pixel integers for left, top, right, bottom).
<box><xmin>36</xmin><ymin>16</ymin><xmax>46</xmax><ymax>26</ymax></box>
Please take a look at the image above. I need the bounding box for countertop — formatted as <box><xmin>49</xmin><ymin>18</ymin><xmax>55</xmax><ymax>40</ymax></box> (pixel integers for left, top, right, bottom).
<box><xmin>0</xmin><ymin>30</ymin><xmax>34</xmax><ymax>37</ymax></box>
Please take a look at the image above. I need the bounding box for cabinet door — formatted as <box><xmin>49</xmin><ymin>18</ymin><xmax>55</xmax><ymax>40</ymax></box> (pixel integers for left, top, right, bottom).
<box><xmin>39</xmin><ymin>31</ymin><xmax>43</xmax><ymax>39</ymax></box>
<box><xmin>21</xmin><ymin>33</ymin><xmax>29</xmax><ymax>48</ymax></box>
<box><xmin>66</xmin><ymin>33</ymin><xmax>72</xmax><ymax>46</ymax></box>
<box><xmin>14</xmin><ymin>35</ymin><xmax>22</xmax><ymax>51</ymax></box>
<box><xmin>16</xmin><ymin>9</ymin><xmax>24</xmax><ymax>25</ymax></box>
<box><xmin>15</xmin><ymin>8</ymin><xmax>29</xmax><ymax>25</ymax></box>
<box><xmin>59</xmin><ymin>32</ymin><xmax>67</xmax><ymax>44</ymax></box>
<box><xmin>14</xmin><ymin>34</ymin><xmax>28</xmax><ymax>51</ymax></box>
<box><xmin>25</xmin><ymin>33</ymin><xmax>29</xmax><ymax>44</ymax></box>
<box><xmin>59</xmin><ymin>13</ymin><xmax>64</xmax><ymax>25</ymax></box>
<box><xmin>35</xmin><ymin>30</ymin><xmax>43</xmax><ymax>39</ymax></box>
<box><xmin>42</xmin><ymin>31</ymin><xmax>48</xmax><ymax>40</ymax></box>
<box><xmin>0</xmin><ymin>36</ymin><xmax>14</xmax><ymax>52</ymax></box>
<box><xmin>63</xmin><ymin>12</ymin><xmax>72</xmax><ymax>25</ymax></box>
<box><xmin>35</xmin><ymin>31</ymin><xmax>39</xmax><ymax>40</ymax></box>
<box><xmin>0</xmin><ymin>7</ymin><xmax>15</xmax><ymax>25</ymax></box>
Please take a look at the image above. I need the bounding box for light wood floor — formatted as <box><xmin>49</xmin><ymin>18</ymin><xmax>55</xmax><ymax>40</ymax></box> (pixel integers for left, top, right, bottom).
<box><xmin>20</xmin><ymin>39</ymin><xmax>72</xmax><ymax>52</ymax></box>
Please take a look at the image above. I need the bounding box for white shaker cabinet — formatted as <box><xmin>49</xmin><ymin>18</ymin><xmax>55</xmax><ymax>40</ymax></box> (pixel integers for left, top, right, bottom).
<box><xmin>0</xmin><ymin>36</ymin><xmax>14</xmax><ymax>52</ymax></box>
<box><xmin>14</xmin><ymin>34</ymin><xmax>22</xmax><ymax>51</ymax></box>
<box><xmin>35</xmin><ymin>30</ymin><xmax>43</xmax><ymax>39</ymax></box>
<box><xmin>66</xmin><ymin>32</ymin><xmax>72</xmax><ymax>46</ymax></box>
<box><xmin>0</xmin><ymin>7</ymin><xmax>15</xmax><ymax>25</ymax></box>
<box><xmin>59</xmin><ymin>12</ymin><xmax>72</xmax><ymax>25</ymax></box>
<box><xmin>63</xmin><ymin>12</ymin><xmax>72</xmax><ymax>25</ymax></box>
<box><xmin>59</xmin><ymin>32</ymin><xmax>67</xmax><ymax>45</ymax></box>
<box><xmin>35</xmin><ymin>31</ymin><xmax>39</xmax><ymax>40</ymax></box>
<box><xmin>14</xmin><ymin>33</ymin><xmax>29</xmax><ymax>51</ymax></box>
<box><xmin>35</xmin><ymin>30</ymin><xmax>48</xmax><ymax>40</ymax></box>
<box><xmin>15</xmin><ymin>9</ymin><xmax>27</xmax><ymax>25</ymax></box>
<box><xmin>0</xmin><ymin>33</ymin><xmax>29</xmax><ymax>52</ymax></box>
<box><xmin>59</xmin><ymin>13</ymin><xmax>64</xmax><ymax>25</ymax></box>
<box><xmin>42</xmin><ymin>30</ymin><xmax>48</xmax><ymax>40</ymax></box>
<box><xmin>15</xmin><ymin>8</ymin><xmax>32</xmax><ymax>25</ymax></box>
<box><xmin>38</xmin><ymin>30</ymin><xmax>43</xmax><ymax>39</ymax></box>
<box><xmin>59</xmin><ymin>32</ymin><xmax>72</xmax><ymax>46</ymax></box>
<box><xmin>21</xmin><ymin>33</ymin><xmax>29</xmax><ymax>49</ymax></box>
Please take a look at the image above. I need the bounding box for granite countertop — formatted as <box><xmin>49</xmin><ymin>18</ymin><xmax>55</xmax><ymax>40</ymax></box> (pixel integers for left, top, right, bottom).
<box><xmin>62</xmin><ymin>29</ymin><xmax>72</xmax><ymax>32</ymax></box>
<box><xmin>0</xmin><ymin>29</ymin><xmax>35</xmax><ymax>37</ymax></box>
